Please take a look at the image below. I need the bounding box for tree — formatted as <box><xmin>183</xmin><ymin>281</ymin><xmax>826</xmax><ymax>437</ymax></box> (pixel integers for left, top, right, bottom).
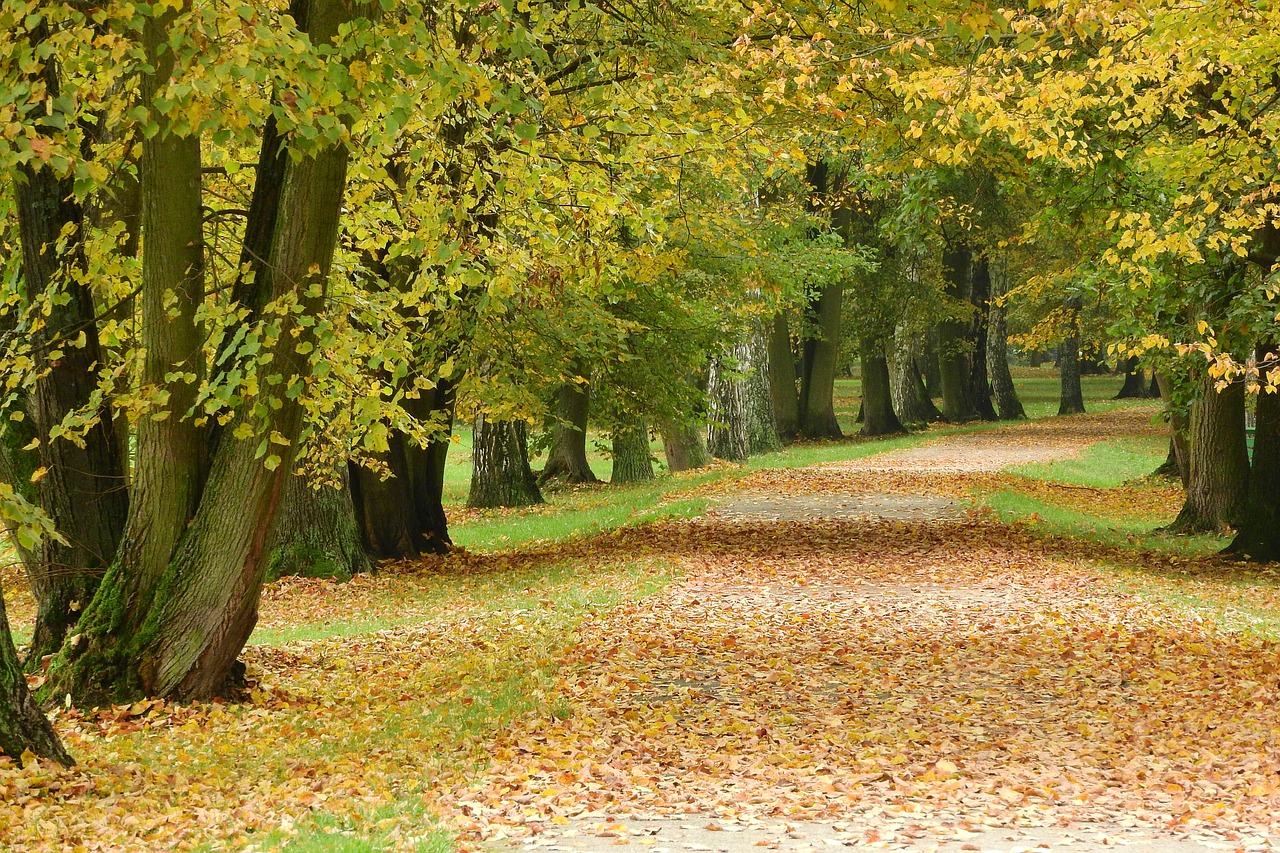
<box><xmin>0</xmin><ymin>586</ymin><xmax>71</xmax><ymax>765</ymax></box>
<box><xmin>469</xmin><ymin>417</ymin><xmax>543</xmax><ymax>508</ymax></box>
<box><xmin>36</xmin><ymin>0</ymin><xmax>371</xmax><ymax>705</ymax></box>
<box><xmin>1228</xmin><ymin>346</ymin><xmax>1280</xmax><ymax>560</ymax></box>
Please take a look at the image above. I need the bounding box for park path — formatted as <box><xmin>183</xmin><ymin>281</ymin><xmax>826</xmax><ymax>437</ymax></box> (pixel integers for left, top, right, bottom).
<box><xmin>444</xmin><ymin>409</ymin><xmax>1280</xmax><ymax>853</ymax></box>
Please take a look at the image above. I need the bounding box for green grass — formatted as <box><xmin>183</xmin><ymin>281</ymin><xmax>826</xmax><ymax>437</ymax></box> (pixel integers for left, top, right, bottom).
<box><xmin>1010</xmin><ymin>434</ymin><xmax>1169</xmax><ymax>487</ymax></box>
<box><xmin>981</xmin><ymin>489</ymin><xmax>1228</xmax><ymax>559</ymax></box>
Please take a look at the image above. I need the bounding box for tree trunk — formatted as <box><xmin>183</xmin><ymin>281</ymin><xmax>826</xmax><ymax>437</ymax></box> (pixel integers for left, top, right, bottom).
<box><xmin>469</xmin><ymin>416</ymin><xmax>543</xmax><ymax>507</ymax></box>
<box><xmin>1155</xmin><ymin>371</ymin><xmax>1191</xmax><ymax>486</ymax></box>
<box><xmin>402</xmin><ymin>383</ymin><xmax>456</xmax><ymax>554</ymax></box>
<box><xmin>10</xmin><ymin>28</ymin><xmax>130</xmax><ymax>663</ymax></box>
<box><xmin>1169</xmin><ymin>374</ymin><xmax>1250</xmax><ymax>533</ymax></box>
<box><xmin>1057</xmin><ymin>297</ymin><xmax>1086</xmax><ymax>416</ymax></box>
<box><xmin>540</xmin><ymin>375</ymin><xmax>599</xmax><ymax>484</ymax></box>
<box><xmin>938</xmin><ymin>246</ymin><xmax>979</xmax><ymax>423</ymax></box>
<box><xmin>743</xmin><ymin>317</ymin><xmax>780</xmax><ymax>454</ymax></box>
<box><xmin>611</xmin><ymin>420</ymin><xmax>655</xmax><ymax>484</ymax></box>
<box><xmin>967</xmin><ymin>257</ymin><xmax>1000</xmax><ymax>421</ymax></box>
<box><xmin>659</xmin><ymin>419</ymin><xmax>710</xmax><ymax>472</ymax></box>
<box><xmin>888</xmin><ymin>326</ymin><xmax>943</xmax><ymax>425</ymax></box>
<box><xmin>799</xmin><ymin>283</ymin><xmax>844</xmax><ymax>438</ymax></box>
<box><xmin>265</xmin><ymin>468</ymin><xmax>371</xmax><ymax>582</ymax></box>
<box><xmin>987</xmin><ymin>261</ymin><xmax>1027</xmax><ymax>420</ymax></box>
<box><xmin>1058</xmin><ymin>340</ymin><xmax>1086</xmax><ymax>415</ymax></box>
<box><xmin>45</xmin><ymin>0</ymin><xmax>362</xmax><ymax>706</ymax></box>
<box><xmin>859</xmin><ymin>337</ymin><xmax>905</xmax><ymax>436</ymax></box>
<box><xmin>1114</xmin><ymin>357</ymin><xmax>1149</xmax><ymax>399</ymax></box>
<box><xmin>707</xmin><ymin>355</ymin><xmax>749</xmax><ymax>463</ymax></box>
<box><xmin>921</xmin><ymin>329</ymin><xmax>942</xmax><ymax>399</ymax></box>
<box><xmin>0</xmin><ymin>588</ymin><xmax>72</xmax><ymax>766</ymax></box>
<box><xmin>352</xmin><ymin>383</ymin><xmax>456</xmax><ymax>558</ymax></box>
<box><xmin>1228</xmin><ymin>345</ymin><xmax>1280</xmax><ymax>561</ymax></box>
<box><xmin>766</xmin><ymin>313</ymin><xmax>800</xmax><ymax>440</ymax></box>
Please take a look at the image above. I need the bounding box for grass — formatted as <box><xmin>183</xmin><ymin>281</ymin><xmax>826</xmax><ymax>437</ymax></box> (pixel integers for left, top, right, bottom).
<box><xmin>1009</xmin><ymin>434</ymin><xmax>1169</xmax><ymax>487</ymax></box>
<box><xmin>981</xmin><ymin>489</ymin><xmax>1228</xmax><ymax>559</ymax></box>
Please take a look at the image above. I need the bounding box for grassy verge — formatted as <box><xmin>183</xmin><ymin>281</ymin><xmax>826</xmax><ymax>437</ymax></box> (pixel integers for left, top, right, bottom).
<box><xmin>1009</xmin><ymin>434</ymin><xmax>1169</xmax><ymax>487</ymax></box>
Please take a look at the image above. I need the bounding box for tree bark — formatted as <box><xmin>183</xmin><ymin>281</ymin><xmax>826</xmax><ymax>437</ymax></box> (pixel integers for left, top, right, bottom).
<box><xmin>799</xmin><ymin>283</ymin><xmax>844</xmax><ymax>438</ymax></box>
<box><xmin>1228</xmin><ymin>345</ymin><xmax>1280</xmax><ymax>560</ymax></box>
<box><xmin>539</xmin><ymin>375</ymin><xmax>599</xmax><ymax>484</ymax></box>
<box><xmin>1155</xmin><ymin>371</ymin><xmax>1191</xmax><ymax>486</ymax></box>
<box><xmin>766</xmin><ymin>313</ymin><xmax>800</xmax><ymax>440</ymax></box>
<box><xmin>1114</xmin><ymin>357</ymin><xmax>1149</xmax><ymax>399</ymax></box>
<box><xmin>743</xmin><ymin>317</ymin><xmax>781</xmax><ymax>454</ymax></box>
<box><xmin>469</xmin><ymin>416</ymin><xmax>543</xmax><ymax>507</ymax></box>
<box><xmin>611</xmin><ymin>420</ymin><xmax>655</xmax><ymax>484</ymax></box>
<box><xmin>921</xmin><ymin>329</ymin><xmax>942</xmax><ymax>399</ymax></box>
<box><xmin>707</xmin><ymin>355</ymin><xmax>749</xmax><ymax>463</ymax></box>
<box><xmin>265</xmin><ymin>468</ymin><xmax>371</xmax><ymax>581</ymax></box>
<box><xmin>659</xmin><ymin>419</ymin><xmax>710</xmax><ymax>472</ymax></box>
<box><xmin>45</xmin><ymin>0</ymin><xmax>363</xmax><ymax>706</ymax></box>
<box><xmin>1169</xmin><ymin>373</ymin><xmax>1250</xmax><ymax>533</ymax></box>
<box><xmin>967</xmin><ymin>257</ymin><xmax>1000</xmax><ymax>420</ymax></box>
<box><xmin>1058</xmin><ymin>297</ymin><xmax>1086</xmax><ymax>416</ymax></box>
<box><xmin>352</xmin><ymin>383</ymin><xmax>456</xmax><ymax>558</ymax></box>
<box><xmin>987</xmin><ymin>261</ymin><xmax>1027</xmax><ymax>420</ymax></box>
<box><xmin>0</xmin><ymin>587</ymin><xmax>72</xmax><ymax>766</ymax></box>
<box><xmin>10</xmin><ymin>77</ymin><xmax>131</xmax><ymax>667</ymax></box>
<box><xmin>888</xmin><ymin>326</ymin><xmax>942</xmax><ymax>426</ymax></box>
<box><xmin>858</xmin><ymin>337</ymin><xmax>905</xmax><ymax>436</ymax></box>
<box><xmin>938</xmin><ymin>246</ymin><xmax>979</xmax><ymax>423</ymax></box>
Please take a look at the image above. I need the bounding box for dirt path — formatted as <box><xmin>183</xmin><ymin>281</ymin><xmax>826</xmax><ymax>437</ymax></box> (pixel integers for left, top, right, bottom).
<box><xmin>447</xmin><ymin>411</ymin><xmax>1280</xmax><ymax>853</ymax></box>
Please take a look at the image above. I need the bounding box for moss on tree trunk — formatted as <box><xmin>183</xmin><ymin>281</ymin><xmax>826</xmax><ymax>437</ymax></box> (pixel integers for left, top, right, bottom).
<box><xmin>266</xmin><ymin>469</ymin><xmax>371</xmax><ymax>582</ymax></box>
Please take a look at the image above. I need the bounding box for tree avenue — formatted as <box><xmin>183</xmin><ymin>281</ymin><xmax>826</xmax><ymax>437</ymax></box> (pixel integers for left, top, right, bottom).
<box><xmin>2</xmin><ymin>0</ymin><xmax>1279</xmax><ymax>768</ymax></box>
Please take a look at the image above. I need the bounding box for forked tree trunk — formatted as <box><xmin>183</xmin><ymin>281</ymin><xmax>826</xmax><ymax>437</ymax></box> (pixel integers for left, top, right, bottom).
<box><xmin>766</xmin><ymin>313</ymin><xmax>800</xmax><ymax>440</ymax></box>
<box><xmin>888</xmin><ymin>327</ymin><xmax>942</xmax><ymax>426</ymax></box>
<box><xmin>799</xmin><ymin>283</ymin><xmax>844</xmax><ymax>438</ymax></box>
<box><xmin>469</xmin><ymin>416</ymin><xmax>543</xmax><ymax>508</ymax></box>
<box><xmin>611</xmin><ymin>420</ymin><xmax>655</xmax><ymax>484</ymax></box>
<box><xmin>987</xmin><ymin>262</ymin><xmax>1026</xmax><ymax>420</ymax></box>
<box><xmin>45</xmin><ymin>0</ymin><xmax>362</xmax><ymax>706</ymax></box>
<box><xmin>0</xmin><ymin>589</ymin><xmax>71</xmax><ymax>766</ymax></box>
<box><xmin>1228</xmin><ymin>345</ymin><xmax>1280</xmax><ymax>561</ymax></box>
<box><xmin>967</xmin><ymin>257</ymin><xmax>999</xmax><ymax>421</ymax></box>
<box><xmin>1170</xmin><ymin>374</ymin><xmax>1250</xmax><ymax>533</ymax></box>
<box><xmin>265</xmin><ymin>469</ymin><xmax>371</xmax><ymax>582</ymax></box>
<box><xmin>859</xmin><ymin>337</ymin><xmax>905</xmax><ymax>436</ymax></box>
<box><xmin>539</xmin><ymin>376</ymin><xmax>599</xmax><ymax>484</ymax></box>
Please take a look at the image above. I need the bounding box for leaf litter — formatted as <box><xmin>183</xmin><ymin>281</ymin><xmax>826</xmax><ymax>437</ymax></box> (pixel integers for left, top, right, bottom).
<box><xmin>3</xmin><ymin>407</ymin><xmax>1280</xmax><ymax>852</ymax></box>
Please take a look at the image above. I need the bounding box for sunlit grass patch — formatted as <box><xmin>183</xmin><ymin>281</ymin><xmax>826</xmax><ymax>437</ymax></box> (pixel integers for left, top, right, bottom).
<box><xmin>1010</xmin><ymin>435</ymin><xmax>1169</xmax><ymax>487</ymax></box>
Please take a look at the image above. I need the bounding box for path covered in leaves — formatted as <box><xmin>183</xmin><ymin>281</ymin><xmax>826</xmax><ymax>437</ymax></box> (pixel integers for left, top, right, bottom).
<box><xmin>446</xmin><ymin>411</ymin><xmax>1280</xmax><ymax>853</ymax></box>
<box><xmin>3</xmin><ymin>408</ymin><xmax>1279</xmax><ymax>852</ymax></box>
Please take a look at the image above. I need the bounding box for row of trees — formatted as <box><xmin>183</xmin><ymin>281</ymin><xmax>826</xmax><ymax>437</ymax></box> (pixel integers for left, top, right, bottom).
<box><xmin>3</xmin><ymin>0</ymin><xmax>1279</xmax><ymax>764</ymax></box>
